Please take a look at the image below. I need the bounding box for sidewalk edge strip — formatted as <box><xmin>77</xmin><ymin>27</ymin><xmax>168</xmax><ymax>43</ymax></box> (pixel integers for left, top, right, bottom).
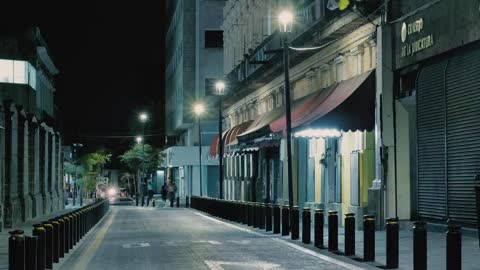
<box><xmin>191</xmin><ymin>210</ymin><xmax>372</xmax><ymax>270</ymax></box>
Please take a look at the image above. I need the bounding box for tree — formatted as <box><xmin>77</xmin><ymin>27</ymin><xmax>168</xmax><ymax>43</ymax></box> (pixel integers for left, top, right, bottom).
<box><xmin>76</xmin><ymin>149</ymin><xmax>112</xmax><ymax>197</ymax></box>
<box><xmin>119</xmin><ymin>144</ymin><xmax>165</xmax><ymax>198</ymax></box>
<box><xmin>119</xmin><ymin>144</ymin><xmax>164</xmax><ymax>174</ymax></box>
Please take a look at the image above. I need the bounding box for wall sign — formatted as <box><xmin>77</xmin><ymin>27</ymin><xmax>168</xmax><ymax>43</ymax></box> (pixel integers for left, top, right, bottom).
<box><xmin>400</xmin><ymin>18</ymin><xmax>434</xmax><ymax>58</ymax></box>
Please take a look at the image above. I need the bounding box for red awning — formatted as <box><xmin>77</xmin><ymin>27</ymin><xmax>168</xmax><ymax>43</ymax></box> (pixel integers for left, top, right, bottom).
<box><xmin>208</xmin><ymin>134</ymin><xmax>220</xmax><ymax>158</ymax></box>
<box><xmin>269</xmin><ymin>85</ymin><xmax>336</xmax><ymax>133</ymax></box>
<box><xmin>225</xmin><ymin>120</ymin><xmax>253</xmax><ymax>147</ymax></box>
<box><xmin>292</xmin><ymin>70</ymin><xmax>375</xmax><ymax>131</ymax></box>
<box><xmin>208</xmin><ymin>121</ymin><xmax>254</xmax><ymax>158</ymax></box>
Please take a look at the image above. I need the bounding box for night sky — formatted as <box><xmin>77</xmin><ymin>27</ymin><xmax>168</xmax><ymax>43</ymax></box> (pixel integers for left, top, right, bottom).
<box><xmin>1</xmin><ymin>1</ymin><xmax>165</xmax><ymax>155</ymax></box>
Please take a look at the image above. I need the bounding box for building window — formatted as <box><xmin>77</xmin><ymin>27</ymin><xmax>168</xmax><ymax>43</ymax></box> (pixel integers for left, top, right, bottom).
<box><xmin>205</xmin><ymin>30</ymin><xmax>224</xmax><ymax>48</ymax></box>
<box><xmin>0</xmin><ymin>59</ymin><xmax>36</xmax><ymax>89</ymax></box>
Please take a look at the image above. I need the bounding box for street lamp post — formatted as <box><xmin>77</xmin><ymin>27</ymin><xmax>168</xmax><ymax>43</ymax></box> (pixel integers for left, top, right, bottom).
<box><xmin>72</xmin><ymin>143</ymin><xmax>83</xmax><ymax>206</ymax></box>
<box><xmin>215</xmin><ymin>81</ymin><xmax>226</xmax><ymax>199</ymax></box>
<box><xmin>193</xmin><ymin>103</ymin><xmax>205</xmax><ymax>197</ymax></box>
<box><xmin>278</xmin><ymin>10</ymin><xmax>295</xmax><ymax>212</ymax></box>
<box><xmin>138</xmin><ymin>111</ymin><xmax>148</xmax><ymax>206</ymax></box>
<box><xmin>135</xmin><ymin>136</ymin><xmax>144</xmax><ymax>206</ymax></box>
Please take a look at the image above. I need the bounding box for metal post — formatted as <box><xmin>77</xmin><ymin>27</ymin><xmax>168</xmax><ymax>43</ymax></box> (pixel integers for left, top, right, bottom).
<box><xmin>9</xmin><ymin>230</ymin><xmax>25</xmax><ymax>270</ymax></box>
<box><xmin>413</xmin><ymin>221</ymin><xmax>427</xmax><ymax>270</ymax></box>
<box><xmin>302</xmin><ymin>207</ymin><xmax>311</xmax><ymax>244</ymax></box>
<box><xmin>344</xmin><ymin>213</ymin><xmax>355</xmax><ymax>256</ymax></box>
<box><xmin>33</xmin><ymin>224</ymin><xmax>46</xmax><ymax>270</ymax></box>
<box><xmin>25</xmin><ymin>236</ymin><xmax>38</xmax><ymax>270</ymax></box>
<box><xmin>273</xmin><ymin>204</ymin><xmax>281</xmax><ymax>234</ymax></box>
<box><xmin>291</xmin><ymin>206</ymin><xmax>299</xmax><ymax>240</ymax></box>
<box><xmin>328</xmin><ymin>211</ymin><xmax>338</xmax><ymax>252</ymax></box>
<box><xmin>266</xmin><ymin>203</ymin><xmax>272</xmax><ymax>231</ymax></box>
<box><xmin>41</xmin><ymin>222</ymin><xmax>53</xmax><ymax>269</ymax></box>
<box><xmin>314</xmin><ymin>209</ymin><xmax>324</xmax><ymax>248</ymax></box>
<box><xmin>363</xmin><ymin>215</ymin><xmax>376</xmax><ymax>262</ymax></box>
<box><xmin>282</xmin><ymin>34</ymin><xmax>294</xmax><ymax>217</ymax></box>
<box><xmin>446</xmin><ymin>224</ymin><xmax>461</xmax><ymax>270</ymax></box>
<box><xmin>386</xmin><ymin>217</ymin><xmax>399</xmax><ymax>268</ymax></box>
<box><xmin>198</xmin><ymin>117</ymin><xmax>203</xmax><ymax>196</ymax></box>
<box><xmin>218</xmin><ymin>95</ymin><xmax>223</xmax><ymax>199</ymax></box>
<box><xmin>282</xmin><ymin>206</ymin><xmax>290</xmax><ymax>236</ymax></box>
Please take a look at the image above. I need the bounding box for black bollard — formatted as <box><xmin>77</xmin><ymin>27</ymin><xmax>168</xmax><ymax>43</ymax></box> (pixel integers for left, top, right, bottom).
<box><xmin>291</xmin><ymin>206</ymin><xmax>299</xmax><ymax>240</ymax></box>
<box><xmin>314</xmin><ymin>209</ymin><xmax>324</xmax><ymax>248</ymax></box>
<box><xmin>386</xmin><ymin>217</ymin><xmax>399</xmax><ymax>269</ymax></box>
<box><xmin>363</xmin><ymin>215</ymin><xmax>376</xmax><ymax>262</ymax></box>
<box><xmin>328</xmin><ymin>211</ymin><xmax>338</xmax><ymax>252</ymax></box>
<box><xmin>242</xmin><ymin>202</ymin><xmax>248</xmax><ymax>225</ymax></box>
<box><xmin>446</xmin><ymin>224</ymin><xmax>461</xmax><ymax>270</ymax></box>
<box><xmin>282</xmin><ymin>206</ymin><xmax>290</xmax><ymax>236</ymax></box>
<box><xmin>33</xmin><ymin>224</ymin><xmax>46</xmax><ymax>270</ymax></box>
<box><xmin>344</xmin><ymin>213</ymin><xmax>355</xmax><ymax>256</ymax></box>
<box><xmin>57</xmin><ymin>218</ymin><xmax>65</xmax><ymax>258</ymax></box>
<box><xmin>273</xmin><ymin>205</ymin><xmax>281</xmax><ymax>234</ymax></box>
<box><xmin>176</xmin><ymin>197</ymin><xmax>180</xmax><ymax>208</ymax></box>
<box><xmin>50</xmin><ymin>220</ymin><xmax>60</xmax><ymax>263</ymax></box>
<box><xmin>186</xmin><ymin>196</ymin><xmax>189</xmax><ymax>208</ymax></box>
<box><xmin>259</xmin><ymin>204</ymin><xmax>266</xmax><ymax>229</ymax></box>
<box><xmin>41</xmin><ymin>222</ymin><xmax>54</xmax><ymax>269</ymax></box>
<box><xmin>248</xmin><ymin>203</ymin><xmax>254</xmax><ymax>227</ymax></box>
<box><xmin>413</xmin><ymin>221</ymin><xmax>427</xmax><ymax>270</ymax></box>
<box><xmin>266</xmin><ymin>204</ymin><xmax>272</xmax><ymax>232</ymax></box>
<box><xmin>25</xmin><ymin>236</ymin><xmax>38</xmax><ymax>270</ymax></box>
<box><xmin>9</xmin><ymin>230</ymin><xmax>25</xmax><ymax>270</ymax></box>
<box><xmin>302</xmin><ymin>207</ymin><xmax>311</xmax><ymax>244</ymax></box>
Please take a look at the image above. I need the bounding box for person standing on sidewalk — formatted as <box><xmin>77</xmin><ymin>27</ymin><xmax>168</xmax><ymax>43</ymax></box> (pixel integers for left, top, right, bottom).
<box><xmin>168</xmin><ymin>181</ymin><xmax>177</xmax><ymax>207</ymax></box>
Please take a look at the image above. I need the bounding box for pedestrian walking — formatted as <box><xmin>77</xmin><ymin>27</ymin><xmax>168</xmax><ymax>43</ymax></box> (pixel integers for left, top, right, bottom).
<box><xmin>168</xmin><ymin>181</ymin><xmax>177</xmax><ymax>207</ymax></box>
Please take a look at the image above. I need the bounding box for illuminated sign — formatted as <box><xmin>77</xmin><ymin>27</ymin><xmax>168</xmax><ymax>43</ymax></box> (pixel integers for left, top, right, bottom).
<box><xmin>400</xmin><ymin>18</ymin><xmax>434</xmax><ymax>58</ymax></box>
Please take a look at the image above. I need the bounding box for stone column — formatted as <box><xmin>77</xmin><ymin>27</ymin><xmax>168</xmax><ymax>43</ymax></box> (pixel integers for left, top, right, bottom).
<box><xmin>46</xmin><ymin>128</ymin><xmax>54</xmax><ymax>213</ymax></box>
<box><xmin>4</xmin><ymin>103</ymin><xmax>22</xmax><ymax>228</ymax></box>
<box><xmin>27</xmin><ymin>115</ymin><xmax>41</xmax><ymax>218</ymax></box>
<box><xmin>0</xmin><ymin>106</ymin><xmax>5</xmax><ymax>231</ymax></box>
<box><xmin>16</xmin><ymin>108</ymin><xmax>32</xmax><ymax>222</ymax></box>
<box><xmin>40</xmin><ymin>123</ymin><xmax>51</xmax><ymax>215</ymax></box>
<box><xmin>56</xmin><ymin>133</ymin><xmax>64</xmax><ymax>210</ymax></box>
<box><xmin>50</xmin><ymin>131</ymin><xmax>58</xmax><ymax>211</ymax></box>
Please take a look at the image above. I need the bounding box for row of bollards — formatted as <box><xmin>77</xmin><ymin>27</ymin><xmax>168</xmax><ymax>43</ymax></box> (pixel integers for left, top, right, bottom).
<box><xmin>190</xmin><ymin>196</ymin><xmax>463</xmax><ymax>270</ymax></box>
<box><xmin>8</xmin><ymin>199</ymin><xmax>110</xmax><ymax>270</ymax></box>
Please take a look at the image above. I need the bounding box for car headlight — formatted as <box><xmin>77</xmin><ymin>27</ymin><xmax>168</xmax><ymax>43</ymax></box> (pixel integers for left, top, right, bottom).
<box><xmin>107</xmin><ymin>188</ymin><xmax>117</xmax><ymax>196</ymax></box>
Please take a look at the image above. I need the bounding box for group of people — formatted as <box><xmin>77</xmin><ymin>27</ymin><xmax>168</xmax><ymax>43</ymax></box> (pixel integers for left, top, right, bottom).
<box><xmin>161</xmin><ymin>181</ymin><xmax>177</xmax><ymax>207</ymax></box>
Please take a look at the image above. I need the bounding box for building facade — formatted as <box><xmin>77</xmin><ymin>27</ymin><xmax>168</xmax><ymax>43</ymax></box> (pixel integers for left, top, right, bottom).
<box><xmin>384</xmin><ymin>0</ymin><xmax>480</xmax><ymax>227</ymax></box>
<box><xmin>164</xmin><ymin>0</ymin><xmax>225</xmax><ymax>198</ymax></box>
<box><xmin>211</xmin><ymin>0</ymin><xmax>381</xmax><ymax>228</ymax></box>
<box><xmin>0</xmin><ymin>27</ymin><xmax>63</xmax><ymax>230</ymax></box>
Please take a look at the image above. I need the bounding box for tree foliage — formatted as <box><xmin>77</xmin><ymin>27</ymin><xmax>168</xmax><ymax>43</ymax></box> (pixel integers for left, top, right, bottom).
<box><xmin>119</xmin><ymin>143</ymin><xmax>164</xmax><ymax>174</ymax></box>
<box><xmin>75</xmin><ymin>149</ymin><xmax>112</xmax><ymax>193</ymax></box>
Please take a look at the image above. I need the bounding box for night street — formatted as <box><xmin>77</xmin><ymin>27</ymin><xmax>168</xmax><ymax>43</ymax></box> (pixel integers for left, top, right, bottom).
<box><xmin>58</xmin><ymin>206</ymin><xmax>368</xmax><ymax>270</ymax></box>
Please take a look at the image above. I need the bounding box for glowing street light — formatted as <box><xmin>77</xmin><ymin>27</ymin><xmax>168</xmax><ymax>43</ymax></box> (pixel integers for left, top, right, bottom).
<box><xmin>136</xmin><ymin>136</ymin><xmax>143</xmax><ymax>144</ymax></box>
<box><xmin>215</xmin><ymin>81</ymin><xmax>226</xmax><ymax>95</ymax></box>
<box><xmin>193</xmin><ymin>103</ymin><xmax>205</xmax><ymax>116</ymax></box>
<box><xmin>278</xmin><ymin>9</ymin><xmax>294</xmax><ymax>33</ymax></box>
<box><xmin>139</xmin><ymin>112</ymin><xmax>148</xmax><ymax>122</ymax></box>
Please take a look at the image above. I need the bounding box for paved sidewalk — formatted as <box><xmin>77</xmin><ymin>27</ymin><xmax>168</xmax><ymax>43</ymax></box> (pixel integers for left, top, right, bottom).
<box><xmin>0</xmin><ymin>201</ymin><xmax>91</xmax><ymax>270</ymax></box>
<box><xmin>233</xmin><ymin>217</ymin><xmax>480</xmax><ymax>270</ymax></box>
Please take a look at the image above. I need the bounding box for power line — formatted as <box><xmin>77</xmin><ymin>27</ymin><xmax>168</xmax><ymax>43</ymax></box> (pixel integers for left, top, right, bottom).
<box><xmin>74</xmin><ymin>133</ymin><xmax>165</xmax><ymax>139</ymax></box>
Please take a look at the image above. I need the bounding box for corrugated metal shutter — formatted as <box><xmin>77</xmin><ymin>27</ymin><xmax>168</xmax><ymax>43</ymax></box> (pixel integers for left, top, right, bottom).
<box><xmin>445</xmin><ymin>49</ymin><xmax>480</xmax><ymax>225</ymax></box>
<box><xmin>417</xmin><ymin>60</ymin><xmax>448</xmax><ymax>221</ymax></box>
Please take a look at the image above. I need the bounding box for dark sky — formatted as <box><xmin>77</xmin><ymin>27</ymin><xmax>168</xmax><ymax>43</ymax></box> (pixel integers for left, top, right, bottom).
<box><xmin>2</xmin><ymin>1</ymin><xmax>165</xmax><ymax>153</ymax></box>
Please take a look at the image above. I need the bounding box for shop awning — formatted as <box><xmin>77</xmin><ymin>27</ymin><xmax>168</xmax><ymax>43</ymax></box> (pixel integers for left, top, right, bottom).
<box><xmin>292</xmin><ymin>70</ymin><xmax>375</xmax><ymax>132</ymax></box>
<box><xmin>208</xmin><ymin>121</ymin><xmax>253</xmax><ymax>158</ymax></box>
<box><xmin>237</xmin><ymin>94</ymin><xmax>316</xmax><ymax>143</ymax></box>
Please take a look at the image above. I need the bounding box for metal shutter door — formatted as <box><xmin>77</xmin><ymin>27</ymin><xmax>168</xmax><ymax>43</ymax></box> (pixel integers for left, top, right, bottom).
<box><xmin>417</xmin><ymin>60</ymin><xmax>448</xmax><ymax>220</ymax></box>
<box><xmin>446</xmin><ymin>49</ymin><xmax>480</xmax><ymax>225</ymax></box>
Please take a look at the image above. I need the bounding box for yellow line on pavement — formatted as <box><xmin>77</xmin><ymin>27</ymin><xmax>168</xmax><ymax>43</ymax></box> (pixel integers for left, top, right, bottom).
<box><xmin>70</xmin><ymin>209</ymin><xmax>117</xmax><ymax>270</ymax></box>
